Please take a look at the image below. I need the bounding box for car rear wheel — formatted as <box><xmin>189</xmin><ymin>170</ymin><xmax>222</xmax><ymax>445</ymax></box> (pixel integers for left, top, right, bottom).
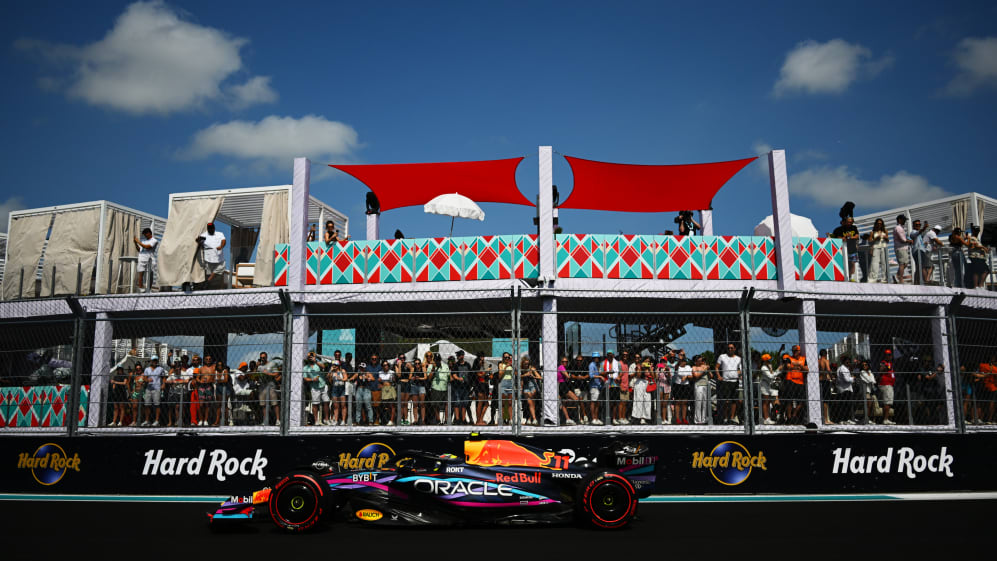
<box><xmin>269</xmin><ymin>472</ymin><xmax>326</xmax><ymax>532</ymax></box>
<box><xmin>577</xmin><ymin>471</ymin><xmax>637</xmax><ymax>529</ymax></box>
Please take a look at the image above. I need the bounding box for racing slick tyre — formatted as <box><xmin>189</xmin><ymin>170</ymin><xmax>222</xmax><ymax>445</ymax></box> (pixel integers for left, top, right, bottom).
<box><xmin>268</xmin><ymin>471</ymin><xmax>326</xmax><ymax>532</ymax></box>
<box><xmin>576</xmin><ymin>471</ymin><xmax>638</xmax><ymax>529</ymax></box>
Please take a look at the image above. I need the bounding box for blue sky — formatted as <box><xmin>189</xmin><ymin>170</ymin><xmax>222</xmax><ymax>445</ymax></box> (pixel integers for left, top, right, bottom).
<box><xmin>3</xmin><ymin>0</ymin><xmax>996</xmax><ymax>245</ymax></box>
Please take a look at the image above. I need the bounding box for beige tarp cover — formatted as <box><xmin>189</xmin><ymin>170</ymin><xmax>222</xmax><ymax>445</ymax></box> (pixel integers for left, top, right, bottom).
<box><xmin>2</xmin><ymin>213</ymin><xmax>52</xmax><ymax>300</ymax></box>
<box><xmin>41</xmin><ymin>208</ymin><xmax>101</xmax><ymax>296</ymax></box>
<box><xmin>254</xmin><ymin>191</ymin><xmax>289</xmax><ymax>286</ymax></box>
<box><xmin>157</xmin><ymin>197</ymin><xmax>224</xmax><ymax>286</ymax></box>
<box><xmin>953</xmin><ymin>200</ymin><xmax>968</xmax><ymax>232</ymax></box>
<box><xmin>99</xmin><ymin>209</ymin><xmax>141</xmax><ymax>293</ymax></box>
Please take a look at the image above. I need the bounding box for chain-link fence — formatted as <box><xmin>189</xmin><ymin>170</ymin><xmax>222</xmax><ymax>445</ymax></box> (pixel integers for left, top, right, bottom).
<box><xmin>750</xmin><ymin>305</ymin><xmax>953</xmax><ymax>431</ymax></box>
<box><xmin>0</xmin><ymin>317</ymin><xmax>81</xmax><ymax>431</ymax></box>
<box><xmin>953</xmin><ymin>315</ymin><xmax>997</xmax><ymax>430</ymax></box>
<box><xmin>3</xmin><ymin>288</ymin><xmax>993</xmax><ymax>435</ymax></box>
<box><xmin>290</xmin><ymin>302</ymin><xmax>517</xmax><ymax>433</ymax></box>
<box><xmin>83</xmin><ymin>313</ymin><xmax>285</xmax><ymax>432</ymax></box>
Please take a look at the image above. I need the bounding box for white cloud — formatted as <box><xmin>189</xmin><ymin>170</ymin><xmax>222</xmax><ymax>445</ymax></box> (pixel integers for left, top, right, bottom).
<box><xmin>182</xmin><ymin>114</ymin><xmax>360</xmax><ymax>169</ymax></box>
<box><xmin>0</xmin><ymin>196</ymin><xmax>27</xmax><ymax>233</ymax></box>
<box><xmin>944</xmin><ymin>36</ymin><xmax>997</xmax><ymax>96</ymax></box>
<box><xmin>15</xmin><ymin>1</ymin><xmax>274</xmax><ymax>114</ymax></box>
<box><xmin>228</xmin><ymin>76</ymin><xmax>278</xmax><ymax>109</ymax></box>
<box><xmin>789</xmin><ymin>165</ymin><xmax>950</xmax><ymax>208</ymax></box>
<box><xmin>773</xmin><ymin>39</ymin><xmax>892</xmax><ymax>96</ymax></box>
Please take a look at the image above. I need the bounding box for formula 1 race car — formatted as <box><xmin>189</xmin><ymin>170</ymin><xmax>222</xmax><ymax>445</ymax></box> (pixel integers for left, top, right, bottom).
<box><xmin>208</xmin><ymin>436</ymin><xmax>657</xmax><ymax>531</ymax></box>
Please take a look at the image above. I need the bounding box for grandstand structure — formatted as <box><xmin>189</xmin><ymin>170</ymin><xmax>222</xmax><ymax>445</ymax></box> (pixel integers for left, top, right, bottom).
<box><xmin>0</xmin><ymin>148</ymin><xmax>994</xmax><ymax>439</ymax></box>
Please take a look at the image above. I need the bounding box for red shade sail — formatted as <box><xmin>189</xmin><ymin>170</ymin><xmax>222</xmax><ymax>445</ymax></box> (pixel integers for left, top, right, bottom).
<box><xmin>559</xmin><ymin>155</ymin><xmax>757</xmax><ymax>212</ymax></box>
<box><xmin>330</xmin><ymin>157</ymin><xmax>532</xmax><ymax>212</ymax></box>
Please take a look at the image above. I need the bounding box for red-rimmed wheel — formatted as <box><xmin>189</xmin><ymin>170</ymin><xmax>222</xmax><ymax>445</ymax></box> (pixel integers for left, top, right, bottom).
<box><xmin>268</xmin><ymin>472</ymin><xmax>326</xmax><ymax>532</ymax></box>
<box><xmin>577</xmin><ymin>471</ymin><xmax>638</xmax><ymax>529</ymax></box>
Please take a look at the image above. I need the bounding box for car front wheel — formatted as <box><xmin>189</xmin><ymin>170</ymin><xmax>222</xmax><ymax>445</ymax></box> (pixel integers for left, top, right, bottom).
<box><xmin>269</xmin><ymin>472</ymin><xmax>326</xmax><ymax>532</ymax></box>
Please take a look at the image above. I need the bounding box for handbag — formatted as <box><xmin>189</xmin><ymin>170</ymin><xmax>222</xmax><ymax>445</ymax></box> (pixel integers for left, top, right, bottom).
<box><xmin>381</xmin><ymin>383</ymin><xmax>397</xmax><ymax>401</ymax></box>
<box><xmin>646</xmin><ymin>381</ymin><xmax>657</xmax><ymax>393</ymax></box>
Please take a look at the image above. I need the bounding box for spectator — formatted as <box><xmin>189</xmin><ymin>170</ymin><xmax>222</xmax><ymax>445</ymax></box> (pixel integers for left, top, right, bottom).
<box><xmin>142</xmin><ymin>356</ymin><xmax>164</xmax><ymax>427</ymax></box>
<box><xmin>878</xmin><ymin>350</ymin><xmax>896</xmax><ymax>425</ymax></box>
<box><xmin>232</xmin><ymin>365</ymin><xmax>254</xmax><ymax>425</ymax></box>
<box><xmin>164</xmin><ymin>359</ymin><xmax>185</xmax><ymax>427</ymax></box>
<box><xmin>857</xmin><ymin>360</ymin><xmax>877</xmax><ymax>424</ymax></box>
<box><xmin>835</xmin><ymin>357</ymin><xmax>856</xmax><ymax>424</ymax></box>
<box><xmin>517</xmin><ymin>357</ymin><xmax>538</xmax><ymax>425</ymax></box>
<box><xmin>978</xmin><ymin>356</ymin><xmax>997</xmax><ymax>425</ymax></box>
<box><xmin>428</xmin><ymin>355</ymin><xmax>449</xmax><ymax>425</ymax></box>
<box><xmin>128</xmin><ymin>363</ymin><xmax>146</xmax><ymax>427</ymax></box>
<box><xmin>411</xmin><ymin>355</ymin><xmax>428</xmax><ymax>424</ymax></box>
<box><xmin>783</xmin><ymin>346</ymin><xmax>808</xmax><ymax>424</ymax></box>
<box><xmin>133</xmin><ymin>228</ymin><xmax>158</xmax><ymax>290</ymax></box>
<box><xmin>323</xmin><ymin>221</ymin><xmax>338</xmax><ymax>245</ymax></box>
<box><xmin>757</xmin><ymin>354</ymin><xmax>779</xmax><ymax>424</ymax></box>
<box><xmin>557</xmin><ymin>356</ymin><xmax>580</xmax><ymax>425</ymax></box>
<box><xmin>588</xmin><ymin>352</ymin><xmax>605</xmax><ymax>425</ymax></box>
<box><xmin>818</xmin><ymin>349</ymin><xmax>834</xmax><ymax>426</ymax></box>
<box><xmin>327</xmin><ymin>363</ymin><xmax>347</xmax><ymax>426</ymax></box>
<box><xmin>197</xmin><ymin>355</ymin><xmax>217</xmax><ymax>427</ymax></box>
<box><xmin>196</xmin><ymin>222</ymin><xmax>226</xmax><ymax>286</ymax></box>
<box><xmin>966</xmin><ymin>225</ymin><xmax>989</xmax><ymax>289</ymax></box>
<box><xmin>831</xmin><ymin>216</ymin><xmax>861</xmax><ymax>281</ymax></box>
<box><xmin>656</xmin><ymin>352</ymin><xmax>673</xmax><ymax>424</ymax></box>
<box><xmin>498</xmin><ymin>353</ymin><xmax>516</xmax><ymax>424</ymax></box>
<box><xmin>355</xmin><ymin>364</ymin><xmax>376</xmax><ymax>426</ymax></box>
<box><xmin>674</xmin><ymin>211</ymin><xmax>700</xmax><ymax>236</ymax></box>
<box><xmin>571</xmin><ymin>355</ymin><xmax>590</xmax><ymax>423</ymax></box>
<box><xmin>601</xmin><ymin>351</ymin><xmax>623</xmax><ymax>425</ymax></box>
<box><xmin>108</xmin><ymin>366</ymin><xmax>128</xmax><ymax>427</ymax></box>
<box><xmin>257</xmin><ymin>352</ymin><xmax>280</xmax><ymax>426</ymax></box>
<box><xmin>919</xmin><ymin>364</ymin><xmax>945</xmax><ymax>424</ymax></box>
<box><xmin>215</xmin><ymin>362</ymin><xmax>233</xmax><ymax>426</ymax></box>
<box><xmin>379</xmin><ymin>360</ymin><xmax>396</xmax><ymax>426</ymax></box>
<box><xmin>473</xmin><ymin>357</ymin><xmax>491</xmax><ymax>426</ymax></box>
<box><xmin>629</xmin><ymin>364</ymin><xmax>652</xmax><ymax>424</ymax></box>
<box><xmin>715</xmin><ymin>343</ymin><xmax>742</xmax><ymax>425</ymax></box>
<box><xmin>688</xmin><ymin>355</ymin><xmax>707</xmax><ymax>424</ymax></box>
<box><xmin>619</xmin><ymin>350</ymin><xmax>633</xmax><ymax>424</ymax></box>
<box><xmin>303</xmin><ymin>351</ymin><xmax>327</xmax><ymax>426</ymax></box>
<box><xmin>396</xmin><ymin>356</ymin><xmax>412</xmax><ymax>425</ymax></box>
<box><xmin>867</xmin><ymin>219</ymin><xmax>889</xmax><ymax>283</ymax></box>
<box><xmin>306</xmin><ymin>223</ymin><xmax>317</xmax><ymax>242</ymax></box>
<box><xmin>949</xmin><ymin>227</ymin><xmax>967</xmax><ymax>288</ymax></box>
<box><xmin>892</xmin><ymin>215</ymin><xmax>913</xmax><ymax>284</ymax></box>
<box><xmin>452</xmin><ymin>350</ymin><xmax>472</xmax><ymax>425</ymax></box>
<box><xmin>910</xmin><ymin>219</ymin><xmax>928</xmax><ymax>284</ymax></box>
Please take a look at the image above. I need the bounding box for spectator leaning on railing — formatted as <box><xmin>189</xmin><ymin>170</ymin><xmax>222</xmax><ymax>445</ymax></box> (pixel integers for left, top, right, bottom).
<box><xmin>949</xmin><ymin>227</ymin><xmax>967</xmax><ymax>289</ymax></box>
<box><xmin>892</xmin><ymin>215</ymin><xmax>913</xmax><ymax>283</ymax></box>
<box><xmin>966</xmin><ymin>225</ymin><xmax>989</xmax><ymax>289</ymax></box>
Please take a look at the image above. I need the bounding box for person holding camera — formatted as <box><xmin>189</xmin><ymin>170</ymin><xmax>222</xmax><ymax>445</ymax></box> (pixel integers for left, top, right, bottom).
<box><xmin>674</xmin><ymin>210</ymin><xmax>701</xmax><ymax>236</ymax></box>
<box><xmin>196</xmin><ymin>222</ymin><xmax>226</xmax><ymax>285</ymax></box>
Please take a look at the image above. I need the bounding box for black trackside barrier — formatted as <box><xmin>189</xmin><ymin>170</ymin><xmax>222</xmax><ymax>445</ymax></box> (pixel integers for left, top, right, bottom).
<box><xmin>3</xmin><ymin>432</ymin><xmax>995</xmax><ymax>496</ymax></box>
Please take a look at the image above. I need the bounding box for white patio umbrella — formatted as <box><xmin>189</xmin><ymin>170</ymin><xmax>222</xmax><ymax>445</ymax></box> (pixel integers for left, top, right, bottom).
<box><xmin>753</xmin><ymin>214</ymin><xmax>819</xmax><ymax>238</ymax></box>
<box><xmin>423</xmin><ymin>193</ymin><xmax>485</xmax><ymax>237</ymax></box>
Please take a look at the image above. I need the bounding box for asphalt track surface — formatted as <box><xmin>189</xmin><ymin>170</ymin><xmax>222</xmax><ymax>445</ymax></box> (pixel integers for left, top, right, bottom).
<box><xmin>3</xmin><ymin>499</ymin><xmax>993</xmax><ymax>559</ymax></box>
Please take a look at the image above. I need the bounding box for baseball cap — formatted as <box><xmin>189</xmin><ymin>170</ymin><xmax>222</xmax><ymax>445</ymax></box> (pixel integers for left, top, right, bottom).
<box><xmin>761</xmin><ymin>353</ymin><xmax>772</xmax><ymax>361</ymax></box>
<box><xmin>884</xmin><ymin>349</ymin><xmax>892</xmax><ymax>355</ymax></box>
<box><xmin>932</xmin><ymin>225</ymin><xmax>941</xmax><ymax>231</ymax></box>
<box><xmin>239</xmin><ymin>362</ymin><xmax>248</xmax><ymax>370</ymax></box>
<box><xmin>592</xmin><ymin>352</ymin><xmax>600</xmax><ymax>358</ymax></box>
<box><xmin>150</xmin><ymin>355</ymin><xmax>159</xmax><ymax>361</ymax></box>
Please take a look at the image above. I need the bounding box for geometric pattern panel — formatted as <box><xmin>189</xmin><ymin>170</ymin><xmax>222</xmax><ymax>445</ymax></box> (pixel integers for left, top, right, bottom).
<box><xmin>750</xmin><ymin>236</ymin><xmax>778</xmax><ymax>280</ymax></box>
<box><xmin>366</xmin><ymin>239</ymin><xmax>413</xmax><ymax>283</ymax></box>
<box><xmin>795</xmin><ymin>237</ymin><xmax>845</xmax><ymax>281</ymax></box>
<box><xmin>305</xmin><ymin>242</ymin><xmax>321</xmax><ymax>285</ymax></box>
<box><xmin>556</xmin><ymin>234</ymin><xmax>605</xmax><ymax>278</ymax></box>
<box><xmin>463</xmin><ymin>235</ymin><xmax>513</xmax><ymax>280</ymax></box>
<box><xmin>702</xmin><ymin>236</ymin><xmax>753</xmax><ymax>280</ymax></box>
<box><xmin>273</xmin><ymin>244</ymin><xmax>289</xmax><ymax>287</ymax></box>
<box><xmin>650</xmin><ymin>235</ymin><xmax>703</xmax><ymax>280</ymax></box>
<box><xmin>514</xmin><ymin>234</ymin><xmax>539</xmax><ymax>279</ymax></box>
<box><xmin>0</xmin><ymin>385</ymin><xmax>89</xmax><ymax>428</ymax></box>
<box><xmin>331</xmin><ymin>241</ymin><xmax>365</xmax><ymax>284</ymax></box>
<box><xmin>414</xmin><ymin>238</ymin><xmax>460</xmax><ymax>282</ymax></box>
<box><xmin>606</xmin><ymin>235</ymin><xmax>653</xmax><ymax>279</ymax></box>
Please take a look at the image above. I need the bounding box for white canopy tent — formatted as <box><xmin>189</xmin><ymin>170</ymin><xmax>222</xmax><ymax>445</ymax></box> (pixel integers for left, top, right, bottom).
<box><xmin>161</xmin><ymin>185</ymin><xmax>347</xmax><ymax>288</ymax></box>
<box><xmin>2</xmin><ymin>201</ymin><xmax>165</xmax><ymax>300</ymax></box>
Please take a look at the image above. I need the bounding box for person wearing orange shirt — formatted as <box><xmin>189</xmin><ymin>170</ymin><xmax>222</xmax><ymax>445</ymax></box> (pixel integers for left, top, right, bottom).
<box><xmin>782</xmin><ymin>345</ymin><xmax>808</xmax><ymax>425</ymax></box>
<box><xmin>979</xmin><ymin>357</ymin><xmax>997</xmax><ymax>424</ymax></box>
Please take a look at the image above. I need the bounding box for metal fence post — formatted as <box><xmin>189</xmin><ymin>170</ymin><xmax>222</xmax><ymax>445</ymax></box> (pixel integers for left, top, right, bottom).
<box><xmin>512</xmin><ymin>287</ymin><xmax>521</xmax><ymax>435</ymax></box>
<box><xmin>278</xmin><ymin>289</ymin><xmax>292</xmax><ymax>435</ymax></box>
<box><xmin>66</xmin><ymin>297</ymin><xmax>86</xmax><ymax>437</ymax></box>
<box><xmin>739</xmin><ymin>288</ymin><xmax>755</xmax><ymax>434</ymax></box>
<box><xmin>946</xmin><ymin>305</ymin><xmax>966</xmax><ymax>433</ymax></box>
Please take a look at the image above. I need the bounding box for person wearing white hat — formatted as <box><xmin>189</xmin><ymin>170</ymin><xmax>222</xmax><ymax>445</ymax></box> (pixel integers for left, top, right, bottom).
<box><xmin>923</xmin><ymin>224</ymin><xmax>943</xmax><ymax>284</ymax></box>
<box><xmin>142</xmin><ymin>356</ymin><xmax>165</xmax><ymax>427</ymax></box>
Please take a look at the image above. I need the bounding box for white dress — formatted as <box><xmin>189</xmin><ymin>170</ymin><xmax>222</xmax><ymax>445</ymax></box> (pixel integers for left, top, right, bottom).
<box><xmin>631</xmin><ymin>377</ymin><xmax>651</xmax><ymax>420</ymax></box>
